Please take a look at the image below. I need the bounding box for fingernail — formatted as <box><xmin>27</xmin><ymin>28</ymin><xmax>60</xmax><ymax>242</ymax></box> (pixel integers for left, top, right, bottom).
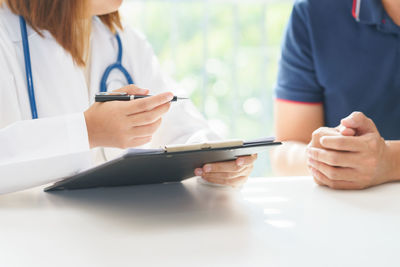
<box><xmin>237</xmin><ymin>158</ymin><xmax>245</xmax><ymax>166</ymax></box>
<box><xmin>195</xmin><ymin>169</ymin><xmax>203</xmax><ymax>176</ymax></box>
<box><xmin>204</xmin><ymin>165</ymin><xmax>212</xmax><ymax>173</ymax></box>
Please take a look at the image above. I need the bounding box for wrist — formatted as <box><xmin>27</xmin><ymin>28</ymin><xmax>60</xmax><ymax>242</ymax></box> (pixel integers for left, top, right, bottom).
<box><xmin>383</xmin><ymin>141</ymin><xmax>400</xmax><ymax>182</ymax></box>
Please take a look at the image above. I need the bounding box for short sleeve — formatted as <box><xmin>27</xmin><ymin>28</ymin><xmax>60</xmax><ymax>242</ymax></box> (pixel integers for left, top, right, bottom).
<box><xmin>275</xmin><ymin>0</ymin><xmax>323</xmax><ymax>103</ymax></box>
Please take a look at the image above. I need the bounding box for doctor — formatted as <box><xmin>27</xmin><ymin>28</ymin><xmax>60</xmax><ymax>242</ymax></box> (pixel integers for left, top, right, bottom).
<box><xmin>0</xmin><ymin>0</ymin><xmax>257</xmax><ymax>193</ymax></box>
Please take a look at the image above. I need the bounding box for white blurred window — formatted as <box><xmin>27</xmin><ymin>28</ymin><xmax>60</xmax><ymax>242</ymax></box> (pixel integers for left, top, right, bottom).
<box><xmin>120</xmin><ymin>0</ymin><xmax>293</xmax><ymax>175</ymax></box>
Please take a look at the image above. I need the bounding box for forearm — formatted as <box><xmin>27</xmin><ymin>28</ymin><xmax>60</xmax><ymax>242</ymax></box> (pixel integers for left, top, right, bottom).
<box><xmin>0</xmin><ymin>113</ymin><xmax>89</xmax><ymax>164</ymax></box>
<box><xmin>270</xmin><ymin>141</ymin><xmax>310</xmax><ymax>176</ymax></box>
<box><xmin>385</xmin><ymin>141</ymin><xmax>400</xmax><ymax>182</ymax></box>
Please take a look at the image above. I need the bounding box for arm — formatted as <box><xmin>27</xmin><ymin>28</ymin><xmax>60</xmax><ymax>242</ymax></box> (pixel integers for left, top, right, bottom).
<box><xmin>0</xmin><ymin>113</ymin><xmax>93</xmax><ymax>194</ymax></box>
<box><xmin>271</xmin><ymin>100</ymin><xmax>324</xmax><ymax>175</ymax></box>
<box><xmin>271</xmin><ymin>2</ymin><xmax>325</xmax><ymax>176</ymax></box>
<box><xmin>0</xmin><ymin>85</ymin><xmax>175</xmax><ymax>194</ymax></box>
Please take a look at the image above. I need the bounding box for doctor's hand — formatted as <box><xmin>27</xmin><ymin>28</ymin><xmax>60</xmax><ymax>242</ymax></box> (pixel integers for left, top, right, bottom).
<box><xmin>84</xmin><ymin>85</ymin><xmax>173</xmax><ymax>149</ymax></box>
<box><xmin>194</xmin><ymin>154</ymin><xmax>258</xmax><ymax>188</ymax></box>
<box><xmin>307</xmin><ymin>112</ymin><xmax>395</xmax><ymax>190</ymax></box>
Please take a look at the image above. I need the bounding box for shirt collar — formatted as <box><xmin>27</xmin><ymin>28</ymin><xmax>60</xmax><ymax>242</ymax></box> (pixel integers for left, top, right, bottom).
<box><xmin>352</xmin><ymin>0</ymin><xmax>400</xmax><ymax>34</ymax></box>
<box><xmin>352</xmin><ymin>0</ymin><xmax>384</xmax><ymax>25</ymax></box>
<box><xmin>0</xmin><ymin>4</ymin><xmax>38</xmax><ymax>43</ymax></box>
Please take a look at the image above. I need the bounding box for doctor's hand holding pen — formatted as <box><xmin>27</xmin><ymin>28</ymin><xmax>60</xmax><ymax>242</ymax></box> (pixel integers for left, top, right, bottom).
<box><xmin>84</xmin><ymin>85</ymin><xmax>173</xmax><ymax>149</ymax></box>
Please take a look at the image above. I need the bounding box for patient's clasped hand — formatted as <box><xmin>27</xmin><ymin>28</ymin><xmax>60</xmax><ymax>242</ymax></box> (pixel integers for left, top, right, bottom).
<box><xmin>307</xmin><ymin>112</ymin><xmax>400</xmax><ymax>190</ymax></box>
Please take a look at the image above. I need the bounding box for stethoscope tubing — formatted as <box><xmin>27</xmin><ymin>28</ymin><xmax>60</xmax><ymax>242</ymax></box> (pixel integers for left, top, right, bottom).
<box><xmin>19</xmin><ymin>16</ymin><xmax>38</xmax><ymax>119</ymax></box>
<box><xmin>99</xmin><ymin>33</ymin><xmax>134</xmax><ymax>92</ymax></box>
<box><xmin>19</xmin><ymin>16</ymin><xmax>135</xmax><ymax>119</ymax></box>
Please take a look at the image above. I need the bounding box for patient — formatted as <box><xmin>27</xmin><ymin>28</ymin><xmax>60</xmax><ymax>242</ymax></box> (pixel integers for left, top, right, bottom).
<box><xmin>271</xmin><ymin>0</ymin><xmax>400</xmax><ymax>189</ymax></box>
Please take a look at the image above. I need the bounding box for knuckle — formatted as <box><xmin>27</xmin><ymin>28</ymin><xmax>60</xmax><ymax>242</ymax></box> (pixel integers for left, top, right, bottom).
<box><xmin>312</xmin><ymin>128</ymin><xmax>322</xmax><ymax>139</ymax></box>
<box><xmin>208</xmin><ymin>164</ymin><xmax>217</xmax><ymax>172</ymax></box>
<box><xmin>312</xmin><ymin>127</ymin><xmax>332</xmax><ymax>144</ymax></box>
<box><xmin>319</xmin><ymin>127</ymin><xmax>331</xmax><ymax>135</ymax></box>
<box><xmin>352</xmin><ymin>111</ymin><xmax>363</xmax><ymax>119</ymax></box>
<box><xmin>366</xmin><ymin>136</ymin><xmax>378</xmax><ymax>149</ymax></box>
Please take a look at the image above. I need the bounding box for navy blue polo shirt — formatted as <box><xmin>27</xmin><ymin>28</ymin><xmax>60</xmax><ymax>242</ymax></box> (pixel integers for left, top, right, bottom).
<box><xmin>275</xmin><ymin>0</ymin><xmax>400</xmax><ymax>140</ymax></box>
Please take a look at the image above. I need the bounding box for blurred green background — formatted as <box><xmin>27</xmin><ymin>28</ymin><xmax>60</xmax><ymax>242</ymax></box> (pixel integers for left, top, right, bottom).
<box><xmin>120</xmin><ymin>0</ymin><xmax>293</xmax><ymax>176</ymax></box>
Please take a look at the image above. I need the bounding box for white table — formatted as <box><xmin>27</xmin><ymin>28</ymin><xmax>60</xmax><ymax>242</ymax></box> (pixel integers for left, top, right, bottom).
<box><xmin>0</xmin><ymin>176</ymin><xmax>399</xmax><ymax>267</ymax></box>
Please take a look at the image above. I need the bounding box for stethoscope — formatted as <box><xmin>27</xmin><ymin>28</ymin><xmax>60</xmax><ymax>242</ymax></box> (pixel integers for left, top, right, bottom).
<box><xmin>19</xmin><ymin>16</ymin><xmax>135</xmax><ymax>120</ymax></box>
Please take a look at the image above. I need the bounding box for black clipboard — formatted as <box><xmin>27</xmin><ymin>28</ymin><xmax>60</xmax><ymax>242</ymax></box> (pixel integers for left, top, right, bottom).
<box><xmin>44</xmin><ymin>137</ymin><xmax>281</xmax><ymax>192</ymax></box>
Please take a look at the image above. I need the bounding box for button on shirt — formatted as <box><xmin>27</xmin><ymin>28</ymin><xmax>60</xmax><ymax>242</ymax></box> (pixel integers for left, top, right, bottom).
<box><xmin>275</xmin><ymin>0</ymin><xmax>400</xmax><ymax>140</ymax></box>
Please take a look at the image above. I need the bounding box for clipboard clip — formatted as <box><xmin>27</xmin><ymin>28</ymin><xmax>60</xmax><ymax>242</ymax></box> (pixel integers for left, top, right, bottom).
<box><xmin>164</xmin><ymin>140</ymin><xmax>244</xmax><ymax>153</ymax></box>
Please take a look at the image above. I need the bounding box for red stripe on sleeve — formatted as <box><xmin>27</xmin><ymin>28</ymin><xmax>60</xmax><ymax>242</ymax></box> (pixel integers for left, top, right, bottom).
<box><xmin>276</xmin><ymin>98</ymin><xmax>323</xmax><ymax>105</ymax></box>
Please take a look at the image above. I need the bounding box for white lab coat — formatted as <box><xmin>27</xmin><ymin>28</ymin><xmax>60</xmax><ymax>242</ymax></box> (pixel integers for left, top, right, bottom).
<box><xmin>0</xmin><ymin>6</ymin><xmax>219</xmax><ymax>194</ymax></box>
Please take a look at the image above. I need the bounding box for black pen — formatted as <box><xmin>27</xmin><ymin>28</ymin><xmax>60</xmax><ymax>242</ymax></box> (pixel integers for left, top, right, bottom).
<box><xmin>95</xmin><ymin>92</ymin><xmax>188</xmax><ymax>103</ymax></box>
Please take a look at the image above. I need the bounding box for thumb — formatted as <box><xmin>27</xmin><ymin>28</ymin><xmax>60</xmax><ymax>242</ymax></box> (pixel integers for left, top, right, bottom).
<box><xmin>340</xmin><ymin>112</ymin><xmax>378</xmax><ymax>136</ymax></box>
<box><xmin>113</xmin><ymin>84</ymin><xmax>149</xmax><ymax>95</ymax></box>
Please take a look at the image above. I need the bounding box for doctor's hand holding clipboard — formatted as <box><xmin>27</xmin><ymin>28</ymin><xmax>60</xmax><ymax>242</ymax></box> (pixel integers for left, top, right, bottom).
<box><xmin>0</xmin><ymin>0</ymin><xmax>257</xmax><ymax>194</ymax></box>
